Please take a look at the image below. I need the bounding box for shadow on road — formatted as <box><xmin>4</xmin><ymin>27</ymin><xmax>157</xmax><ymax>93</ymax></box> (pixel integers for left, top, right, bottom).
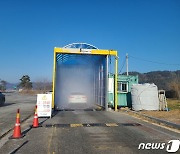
<box><xmin>0</xmin><ymin>103</ymin><xmax>15</xmax><ymax>107</ymax></box>
<box><xmin>9</xmin><ymin>140</ymin><xmax>29</xmax><ymax>154</ymax></box>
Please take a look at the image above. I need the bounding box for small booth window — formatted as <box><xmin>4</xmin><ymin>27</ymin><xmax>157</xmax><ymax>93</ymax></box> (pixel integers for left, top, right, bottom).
<box><xmin>117</xmin><ymin>82</ymin><xmax>128</xmax><ymax>93</ymax></box>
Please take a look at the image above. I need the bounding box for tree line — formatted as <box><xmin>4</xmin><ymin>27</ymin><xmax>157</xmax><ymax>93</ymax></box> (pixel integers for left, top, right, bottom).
<box><xmin>122</xmin><ymin>70</ymin><xmax>180</xmax><ymax>99</ymax></box>
<box><xmin>0</xmin><ymin>75</ymin><xmax>52</xmax><ymax>93</ymax></box>
<box><xmin>1</xmin><ymin>70</ymin><xmax>180</xmax><ymax>99</ymax></box>
<box><xmin>18</xmin><ymin>75</ymin><xmax>52</xmax><ymax>92</ymax></box>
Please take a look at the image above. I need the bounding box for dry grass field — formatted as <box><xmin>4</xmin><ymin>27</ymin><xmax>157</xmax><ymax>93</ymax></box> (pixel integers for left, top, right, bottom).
<box><xmin>140</xmin><ymin>99</ymin><xmax>180</xmax><ymax>124</ymax></box>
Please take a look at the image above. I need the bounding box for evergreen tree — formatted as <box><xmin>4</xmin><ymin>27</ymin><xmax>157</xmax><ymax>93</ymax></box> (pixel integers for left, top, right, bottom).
<box><xmin>19</xmin><ymin>75</ymin><xmax>32</xmax><ymax>89</ymax></box>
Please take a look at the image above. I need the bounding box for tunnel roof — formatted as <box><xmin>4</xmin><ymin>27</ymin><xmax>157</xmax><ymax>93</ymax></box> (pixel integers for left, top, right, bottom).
<box><xmin>63</xmin><ymin>42</ymin><xmax>98</xmax><ymax>49</ymax></box>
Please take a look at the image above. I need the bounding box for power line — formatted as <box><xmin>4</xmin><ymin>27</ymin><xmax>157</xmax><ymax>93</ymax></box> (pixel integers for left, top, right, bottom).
<box><xmin>119</xmin><ymin>57</ymin><xmax>126</xmax><ymax>74</ymax></box>
<box><xmin>129</xmin><ymin>55</ymin><xmax>180</xmax><ymax>66</ymax></box>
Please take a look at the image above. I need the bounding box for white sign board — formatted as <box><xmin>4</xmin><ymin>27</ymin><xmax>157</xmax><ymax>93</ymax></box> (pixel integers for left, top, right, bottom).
<box><xmin>37</xmin><ymin>94</ymin><xmax>52</xmax><ymax>117</ymax></box>
<box><xmin>80</xmin><ymin>48</ymin><xmax>91</xmax><ymax>54</ymax></box>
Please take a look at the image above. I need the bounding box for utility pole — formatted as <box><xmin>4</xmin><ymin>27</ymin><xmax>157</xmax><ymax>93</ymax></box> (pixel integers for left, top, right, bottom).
<box><xmin>126</xmin><ymin>53</ymin><xmax>129</xmax><ymax>76</ymax></box>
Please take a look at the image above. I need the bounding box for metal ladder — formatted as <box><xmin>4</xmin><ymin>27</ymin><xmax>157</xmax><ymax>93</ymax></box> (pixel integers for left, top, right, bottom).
<box><xmin>158</xmin><ymin>90</ymin><xmax>168</xmax><ymax>111</ymax></box>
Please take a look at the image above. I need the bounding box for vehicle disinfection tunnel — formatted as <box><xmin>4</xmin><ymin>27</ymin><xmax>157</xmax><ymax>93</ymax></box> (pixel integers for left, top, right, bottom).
<box><xmin>52</xmin><ymin>43</ymin><xmax>118</xmax><ymax>111</ymax></box>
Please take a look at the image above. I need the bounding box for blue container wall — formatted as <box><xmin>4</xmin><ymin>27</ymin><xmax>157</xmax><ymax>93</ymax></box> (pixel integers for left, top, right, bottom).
<box><xmin>108</xmin><ymin>74</ymin><xmax>138</xmax><ymax>107</ymax></box>
<box><xmin>118</xmin><ymin>75</ymin><xmax>138</xmax><ymax>107</ymax></box>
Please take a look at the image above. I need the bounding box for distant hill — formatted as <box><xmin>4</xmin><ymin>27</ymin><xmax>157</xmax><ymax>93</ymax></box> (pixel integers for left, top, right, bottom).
<box><xmin>4</xmin><ymin>70</ymin><xmax>180</xmax><ymax>97</ymax></box>
<box><xmin>6</xmin><ymin>83</ymin><xmax>18</xmax><ymax>90</ymax></box>
<box><xmin>122</xmin><ymin>70</ymin><xmax>180</xmax><ymax>91</ymax></box>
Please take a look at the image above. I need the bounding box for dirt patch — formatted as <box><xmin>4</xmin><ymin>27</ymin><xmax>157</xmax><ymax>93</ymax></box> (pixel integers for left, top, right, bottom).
<box><xmin>119</xmin><ymin>99</ymin><xmax>180</xmax><ymax>125</ymax></box>
<box><xmin>19</xmin><ymin>90</ymin><xmax>46</xmax><ymax>95</ymax></box>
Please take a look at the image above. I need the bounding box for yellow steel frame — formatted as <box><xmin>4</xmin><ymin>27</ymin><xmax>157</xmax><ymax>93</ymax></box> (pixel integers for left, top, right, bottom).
<box><xmin>52</xmin><ymin>47</ymin><xmax>118</xmax><ymax>111</ymax></box>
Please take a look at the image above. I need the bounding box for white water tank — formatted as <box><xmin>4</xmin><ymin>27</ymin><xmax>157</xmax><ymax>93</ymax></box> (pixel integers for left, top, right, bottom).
<box><xmin>131</xmin><ymin>83</ymin><xmax>159</xmax><ymax>111</ymax></box>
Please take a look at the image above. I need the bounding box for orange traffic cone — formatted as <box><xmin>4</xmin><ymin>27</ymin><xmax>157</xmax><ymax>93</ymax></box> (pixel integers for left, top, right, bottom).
<box><xmin>9</xmin><ymin>109</ymin><xmax>24</xmax><ymax>139</ymax></box>
<box><xmin>32</xmin><ymin>105</ymin><xmax>41</xmax><ymax>128</ymax></box>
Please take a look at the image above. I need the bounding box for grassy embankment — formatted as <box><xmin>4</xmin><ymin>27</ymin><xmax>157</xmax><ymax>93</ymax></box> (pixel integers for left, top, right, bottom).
<box><xmin>141</xmin><ymin>99</ymin><xmax>180</xmax><ymax>124</ymax></box>
<box><xmin>167</xmin><ymin>99</ymin><xmax>180</xmax><ymax>110</ymax></box>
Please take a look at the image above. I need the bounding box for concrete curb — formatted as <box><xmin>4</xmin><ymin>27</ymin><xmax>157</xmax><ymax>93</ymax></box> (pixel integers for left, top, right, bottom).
<box><xmin>121</xmin><ymin>110</ymin><xmax>180</xmax><ymax>130</ymax></box>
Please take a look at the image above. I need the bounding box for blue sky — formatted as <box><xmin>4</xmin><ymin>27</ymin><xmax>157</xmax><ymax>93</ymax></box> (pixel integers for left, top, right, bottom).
<box><xmin>0</xmin><ymin>0</ymin><xmax>180</xmax><ymax>83</ymax></box>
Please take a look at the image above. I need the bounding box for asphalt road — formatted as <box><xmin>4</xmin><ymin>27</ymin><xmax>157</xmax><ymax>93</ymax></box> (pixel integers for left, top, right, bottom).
<box><xmin>0</xmin><ymin>109</ymin><xmax>179</xmax><ymax>154</ymax></box>
<box><xmin>0</xmin><ymin>92</ymin><xmax>36</xmax><ymax>137</ymax></box>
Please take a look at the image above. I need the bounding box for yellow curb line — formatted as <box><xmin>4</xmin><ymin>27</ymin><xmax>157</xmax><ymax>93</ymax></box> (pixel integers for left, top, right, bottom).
<box><xmin>105</xmin><ymin>123</ymin><xmax>118</xmax><ymax>127</ymax></box>
<box><xmin>70</xmin><ymin>124</ymin><xmax>83</xmax><ymax>127</ymax></box>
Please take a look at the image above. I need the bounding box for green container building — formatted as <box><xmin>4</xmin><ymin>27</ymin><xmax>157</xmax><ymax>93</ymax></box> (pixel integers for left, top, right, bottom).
<box><xmin>108</xmin><ymin>74</ymin><xmax>138</xmax><ymax>108</ymax></box>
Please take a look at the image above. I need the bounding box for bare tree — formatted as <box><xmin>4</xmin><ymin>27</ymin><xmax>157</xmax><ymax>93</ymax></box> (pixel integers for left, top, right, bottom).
<box><xmin>34</xmin><ymin>78</ymin><xmax>52</xmax><ymax>93</ymax></box>
<box><xmin>169</xmin><ymin>77</ymin><xmax>180</xmax><ymax>100</ymax></box>
<box><xmin>0</xmin><ymin>80</ymin><xmax>7</xmax><ymax>92</ymax></box>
